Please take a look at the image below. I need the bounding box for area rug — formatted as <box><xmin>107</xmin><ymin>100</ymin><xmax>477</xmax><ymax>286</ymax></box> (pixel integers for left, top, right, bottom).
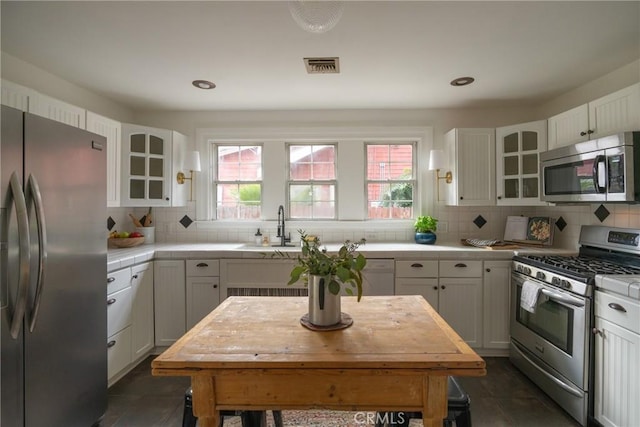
<box><xmin>222</xmin><ymin>410</ymin><xmax>423</xmax><ymax>426</ymax></box>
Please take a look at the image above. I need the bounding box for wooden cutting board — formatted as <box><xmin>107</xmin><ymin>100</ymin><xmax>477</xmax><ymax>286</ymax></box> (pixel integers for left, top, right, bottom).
<box><xmin>461</xmin><ymin>239</ymin><xmax>520</xmax><ymax>250</ymax></box>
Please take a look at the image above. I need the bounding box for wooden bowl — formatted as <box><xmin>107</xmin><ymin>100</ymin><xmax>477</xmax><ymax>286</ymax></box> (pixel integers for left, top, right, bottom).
<box><xmin>108</xmin><ymin>237</ymin><xmax>145</xmax><ymax>248</ymax></box>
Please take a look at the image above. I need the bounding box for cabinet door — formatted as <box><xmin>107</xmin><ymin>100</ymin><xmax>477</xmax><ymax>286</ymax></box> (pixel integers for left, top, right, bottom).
<box><xmin>445</xmin><ymin>128</ymin><xmax>495</xmax><ymax>206</ymax></box>
<box><xmin>186</xmin><ymin>276</ymin><xmax>220</xmax><ymax>329</ymax></box>
<box><xmin>547</xmin><ymin>104</ymin><xmax>589</xmax><ymax>149</ymax></box>
<box><xmin>107</xmin><ymin>326</ymin><xmax>132</xmax><ymax>384</ymax></box>
<box><xmin>30</xmin><ymin>93</ymin><xmax>86</xmax><ymax>129</ymax></box>
<box><xmin>154</xmin><ymin>260</ymin><xmax>186</xmax><ymax>346</ymax></box>
<box><xmin>394</xmin><ymin>278</ymin><xmax>439</xmax><ymax>309</ymax></box>
<box><xmin>589</xmin><ymin>83</ymin><xmax>640</xmax><ymax>140</ymax></box>
<box><xmin>483</xmin><ymin>261</ymin><xmax>511</xmax><ymax>350</ymax></box>
<box><xmin>496</xmin><ymin>121</ymin><xmax>547</xmax><ymax>206</ymax></box>
<box><xmin>121</xmin><ymin>123</ymin><xmax>172</xmax><ymax>207</ymax></box>
<box><xmin>131</xmin><ymin>262</ymin><xmax>154</xmax><ymax>361</ymax></box>
<box><xmin>87</xmin><ymin>111</ymin><xmax>121</xmax><ymax>207</ymax></box>
<box><xmin>1</xmin><ymin>79</ymin><xmax>36</xmax><ymax>111</ymax></box>
<box><xmin>594</xmin><ymin>316</ymin><xmax>640</xmax><ymax>427</ymax></box>
<box><xmin>438</xmin><ymin>278</ymin><xmax>483</xmax><ymax>348</ymax></box>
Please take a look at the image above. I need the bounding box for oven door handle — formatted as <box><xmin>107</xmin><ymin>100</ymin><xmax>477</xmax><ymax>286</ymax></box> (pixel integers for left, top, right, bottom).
<box><xmin>512</xmin><ymin>341</ymin><xmax>584</xmax><ymax>398</ymax></box>
<box><xmin>540</xmin><ymin>288</ymin><xmax>585</xmax><ymax>307</ymax></box>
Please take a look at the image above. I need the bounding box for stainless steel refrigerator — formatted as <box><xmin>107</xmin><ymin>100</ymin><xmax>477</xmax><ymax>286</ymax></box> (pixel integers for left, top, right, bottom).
<box><xmin>1</xmin><ymin>105</ymin><xmax>107</xmax><ymax>426</ymax></box>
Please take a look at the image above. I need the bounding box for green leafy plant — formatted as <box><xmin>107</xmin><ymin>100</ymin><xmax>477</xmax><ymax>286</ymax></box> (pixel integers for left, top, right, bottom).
<box><xmin>414</xmin><ymin>215</ymin><xmax>438</xmax><ymax>233</ymax></box>
<box><xmin>270</xmin><ymin>230</ymin><xmax>367</xmax><ymax>301</ymax></box>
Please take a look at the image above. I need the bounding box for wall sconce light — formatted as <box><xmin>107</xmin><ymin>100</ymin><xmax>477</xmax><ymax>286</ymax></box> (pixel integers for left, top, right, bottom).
<box><xmin>176</xmin><ymin>150</ymin><xmax>201</xmax><ymax>201</ymax></box>
<box><xmin>428</xmin><ymin>149</ymin><xmax>453</xmax><ymax>202</ymax></box>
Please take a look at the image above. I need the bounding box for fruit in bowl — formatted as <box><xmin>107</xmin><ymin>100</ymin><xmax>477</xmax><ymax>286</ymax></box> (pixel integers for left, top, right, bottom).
<box><xmin>108</xmin><ymin>230</ymin><xmax>145</xmax><ymax>248</ymax></box>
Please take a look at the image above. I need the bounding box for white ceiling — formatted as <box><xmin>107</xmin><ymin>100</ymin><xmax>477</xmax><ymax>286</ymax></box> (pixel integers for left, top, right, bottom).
<box><xmin>2</xmin><ymin>1</ymin><xmax>639</xmax><ymax>112</ymax></box>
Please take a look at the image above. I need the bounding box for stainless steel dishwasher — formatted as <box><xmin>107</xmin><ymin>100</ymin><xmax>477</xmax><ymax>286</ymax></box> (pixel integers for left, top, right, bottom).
<box><xmin>360</xmin><ymin>259</ymin><xmax>395</xmax><ymax>296</ymax></box>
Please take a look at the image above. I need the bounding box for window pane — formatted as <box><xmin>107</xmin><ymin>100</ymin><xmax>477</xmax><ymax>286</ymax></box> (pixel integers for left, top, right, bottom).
<box><xmin>218</xmin><ymin>145</ymin><xmax>262</xmax><ymax>181</ymax></box>
<box><xmin>216</xmin><ymin>183</ymin><xmax>261</xmax><ymax>220</ymax></box>
<box><xmin>289</xmin><ymin>184</ymin><xmax>335</xmax><ymax>219</ymax></box>
<box><xmin>366</xmin><ymin>144</ymin><xmax>413</xmax><ymax>180</ymax></box>
<box><xmin>367</xmin><ymin>182</ymin><xmax>413</xmax><ymax>219</ymax></box>
<box><xmin>290</xmin><ymin>145</ymin><xmax>335</xmax><ymax>180</ymax></box>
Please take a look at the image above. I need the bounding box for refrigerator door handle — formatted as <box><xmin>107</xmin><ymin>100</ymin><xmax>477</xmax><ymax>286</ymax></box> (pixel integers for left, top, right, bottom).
<box><xmin>26</xmin><ymin>174</ymin><xmax>48</xmax><ymax>332</ymax></box>
<box><xmin>8</xmin><ymin>172</ymin><xmax>31</xmax><ymax>339</ymax></box>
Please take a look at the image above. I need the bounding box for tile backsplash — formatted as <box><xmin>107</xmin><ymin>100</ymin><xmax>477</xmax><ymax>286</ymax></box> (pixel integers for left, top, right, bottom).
<box><xmin>107</xmin><ymin>203</ymin><xmax>640</xmax><ymax>251</ymax></box>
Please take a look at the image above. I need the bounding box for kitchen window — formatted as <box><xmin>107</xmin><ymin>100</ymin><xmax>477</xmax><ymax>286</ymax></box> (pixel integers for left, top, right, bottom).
<box><xmin>287</xmin><ymin>143</ymin><xmax>337</xmax><ymax>219</ymax></box>
<box><xmin>366</xmin><ymin>142</ymin><xmax>415</xmax><ymax>219</ymax></box>
<box><xmin>213</xmin><ymin>144</ymin><xmax>262</xmax><ymax>220</ymax></box>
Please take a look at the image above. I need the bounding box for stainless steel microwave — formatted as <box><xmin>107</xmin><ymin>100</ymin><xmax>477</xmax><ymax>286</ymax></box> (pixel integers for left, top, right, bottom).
<box><xmin>540</xmin><ymin>131</ymin><xmax>640</xmax><ymax>203</ymax></box>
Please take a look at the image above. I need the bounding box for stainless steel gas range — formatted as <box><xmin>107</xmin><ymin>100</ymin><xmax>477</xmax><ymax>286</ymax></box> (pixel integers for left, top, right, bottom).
<box><xmin>510</xmin><ymin>225</ymin><xmax>640</xmax><ymax>426</ymax></box>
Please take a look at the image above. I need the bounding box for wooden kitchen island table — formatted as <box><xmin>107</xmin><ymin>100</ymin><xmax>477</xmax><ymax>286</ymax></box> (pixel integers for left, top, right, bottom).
<box><xmin>151</xmin><ymin>295</ymin><xmax>486</xmax><ymax>427</ymax></box>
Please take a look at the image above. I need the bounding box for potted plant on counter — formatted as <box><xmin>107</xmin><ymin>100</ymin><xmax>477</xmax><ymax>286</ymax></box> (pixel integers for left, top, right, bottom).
<box><xmin>270</xmin><ymin>230</ymin><xmax>367</xmax><ymax>329</ymax></box>
<box><xmin>414</xmin><ymin>215</ymin><xmax>438</xmax><ymax>244</ymax></box>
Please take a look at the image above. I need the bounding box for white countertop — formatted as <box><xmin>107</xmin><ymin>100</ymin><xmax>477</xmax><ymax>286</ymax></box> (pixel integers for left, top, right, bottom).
<box><xmin>107</xmin><ymin>241</ymin><xmax>575</xmax><ymax>272</ymax></box>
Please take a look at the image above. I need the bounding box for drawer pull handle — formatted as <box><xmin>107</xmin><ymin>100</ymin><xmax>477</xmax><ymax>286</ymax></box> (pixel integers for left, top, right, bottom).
<box><xmin>132</xmin><ymin>274</ymin><xmax>138</xmax><ymax>279</ymax></box>
<box><xmin>107</xmin><ymin>298</ymin><xmax>116</xmax><ymax>305</ymax></box>
<box><xmin>441</xmin><ymin>285</ymin><xmax>446</xmax><ymax>290</ymax></box>
<box><xmin>433</xmin><ymin>286</ymin><xmax>438</xmax><ymax>290</ymax></box>
<box><xmin>608</xmin><ymin>302</ymin><xmax>627</xmax><ymax>312</ymax></box>
<box><xmin>213</xmin><ymin>285</ymin><xmax>218</xmax><ymax>288</ymax></box>
<box><xmin>454</xmin><ymin>263</ymin><xmax>467</xmax><ymax>268</ymax></box>
<box><xmin>196</xmin><ymin>263</ymin><xmax>209</xmax><ymax>267</ymax></box>
<box><xmin>410</xmin><ymin>263</ymin><xmax>423</xmax><ymax>268</ymax></box>
<box><xmin>107</xmin><ymin>340</ymin><xmax>116</xmax><ymax>348</ymax></box>
<box><xmin>107</xmin><ymin>277</ymin><xmax>115</xmax><ymax>283</ymax></box>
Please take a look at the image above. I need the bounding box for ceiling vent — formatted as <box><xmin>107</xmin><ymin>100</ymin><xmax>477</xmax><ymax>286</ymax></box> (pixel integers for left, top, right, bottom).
<box><xmin>304</xmin><ymin>57</ymin><xmax>340</xmax><ymax>74</ymax></box>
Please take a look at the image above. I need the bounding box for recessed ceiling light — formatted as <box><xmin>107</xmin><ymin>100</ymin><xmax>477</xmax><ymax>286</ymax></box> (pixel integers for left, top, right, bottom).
<box><xmin>450</xmin><ymin>77</ymin><xmax>475</xmax><ymax>87</ymax></box>
<box><xmin>192</xmin><ymin>80</ymin><xmax>216</xmax><ymax>90</ymax></box>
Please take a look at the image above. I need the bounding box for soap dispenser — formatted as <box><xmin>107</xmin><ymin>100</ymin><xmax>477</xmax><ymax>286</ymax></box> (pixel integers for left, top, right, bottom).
<box><xmin>254</xmin><ymin>228</ymin><xmax>262</xmax><ymax>246</ymax></box>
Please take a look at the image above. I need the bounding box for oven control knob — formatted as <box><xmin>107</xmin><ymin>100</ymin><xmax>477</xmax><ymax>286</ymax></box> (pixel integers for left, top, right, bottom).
<box><xmin>524</xmin><ymin>267</ymin><xmax>531</xmax><ymax>275</ymax></box>
<box><xmin>561</xmin><ymin>280</ymin><xmax>571</xmax><ymax>289</ymax></box>
<box><xmin>536</xmin><ymin>272</ymin><xmax>546</xmax><ymax>281</ymax></box>
<box><xmin>552</xmin><ymin>277</ymin><xmax>560</xmax><ymax>286</ymax></box>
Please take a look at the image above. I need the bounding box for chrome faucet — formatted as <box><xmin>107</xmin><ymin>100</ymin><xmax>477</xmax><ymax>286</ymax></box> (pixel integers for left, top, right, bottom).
<box><xmin>276</xmin><ymin>205</ymin><xmax>291</xmax><ymax>246</ymax></box>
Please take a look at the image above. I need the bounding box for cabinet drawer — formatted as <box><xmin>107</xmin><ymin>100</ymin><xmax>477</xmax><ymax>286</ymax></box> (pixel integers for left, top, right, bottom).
<box><xmin>439</xmin><ymin>260</ymin><xmax>482</xmax><ymax>277</ymax></box>
<box><xmin>395</xmin><ymin>261</ymin><xmax>438</xmax><ymax>278</ymax></box>
<box><xmin>107</xmin><ymin>286</ymin><xmax>133</xmax><ymax>337</ymax></box>
<box><xmin>107</xmin><ymin>326</ymin><xmax>132</xmax><ymax>380</ymax></box>
<box><xmin>186</xmin><ymin>259</ymin><xmax>220</xmax><ymax>277</ymax></box>
<box><xmin>107</xmin><ymin>267</ymin><xmax>131</xmax><ymax>294</ymax></box>
<box><xmin>596</xmin><ymin>291</ymin><xmax>640</xmax><ymax>334</ymax></box>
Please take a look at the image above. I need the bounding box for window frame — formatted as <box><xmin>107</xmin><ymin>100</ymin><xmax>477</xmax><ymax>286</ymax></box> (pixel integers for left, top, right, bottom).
<box><xmin>364</xmin><ymin>141</ymin><xmax>417</xmax><ymax>220</ymax></box>
<box><xmin>212</xmin><ymin>142</ymin><xmax>264</xmax><ymax>221</ymax></box>
<box><xmin>286</xmin><ymin>142</ymin><xmax>338</xmax><ymax>220</ymax></box>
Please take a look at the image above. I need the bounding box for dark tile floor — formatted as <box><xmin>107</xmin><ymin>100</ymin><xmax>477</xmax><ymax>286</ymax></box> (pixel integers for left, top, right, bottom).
<box><xmin>101</xmin><ymin>356</ymin><xmax>580</xmax><ymax>427</ymax></box>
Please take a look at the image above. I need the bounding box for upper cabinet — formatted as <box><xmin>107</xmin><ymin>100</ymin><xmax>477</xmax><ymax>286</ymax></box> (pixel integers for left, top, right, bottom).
<box><xmin>87</xmin><ymin>112</ymin><xmax>121</xmax><ymax>208</ymax></box>
<box><xmin>445</xmin><ymin>128</ymin><xmax>495</xmax><ymax>206</ymax></box>
<box><xmin>121</xmin><ymin>123</ymin><xmax>186</xmax><ymax>207</ymax></box>
<box><xmin>548</xmin><ymin>83</ymin><xmax>640</xmax><ymax>150</ymax></box>
<box><xmin>1</xmin><ymin>79</ymin><xmax>86</xmax><ymax>129</ymax></box>
<box><xmin>495</xmin><ymin>120</ymin><xmax>547</xmax><ymax>206</ymax></box>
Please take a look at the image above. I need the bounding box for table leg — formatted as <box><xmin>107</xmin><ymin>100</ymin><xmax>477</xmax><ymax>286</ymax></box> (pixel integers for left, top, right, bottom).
<box><xmin>422</xmin><ymin>376</ymin><xmax>447</xmax><ymax>427</ymax></box>
<box><xmin>192</xmin><ymin>376</ymin><xmax>220</xmax><ymax>427</ymax></box>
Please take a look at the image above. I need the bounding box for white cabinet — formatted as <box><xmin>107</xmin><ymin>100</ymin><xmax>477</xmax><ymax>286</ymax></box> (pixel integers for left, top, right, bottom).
<box><xmin>107</xmin><ymin>262</ymin><xmax>154</xmax><ymax>385</ymax></box>
<box><xmin>495</xmin><ymin>121</ymin><xmax>547</xmax><ymax>206</ymax></box>
<box><xmin>1</xmin><ymin>80</ymin><xmax>85</xmax><ymax>128</ymax></box>
<box><xmin>31</xmin><ymin>93</ymin><xmax>86</xmax><ymax>129</ymax></box>
<box><xmin>482</xmin><ymin>261</ymin><xmax>511</xmax><ymax>351</ymax></box>
<box><xmin>548</xmin><ymin>84</ymin><xmax>640</xmax><ymax>150</ymax></box>
<box><xmin>395</xmin><ymin>260</ymin><xmax>482</xmax><ymax>348</ymax></box>
<box><xmin>86</xmin><ymin>111</ymin><xmax>121</xmax><ymax>207</ymax></box>
<box><xmin>594</xmin><ymin>291</ymin><xmax>640</xmax><ymax>427</ymax></box>
<box><xmin>220</xmin><ymin>259</ymin><xmax>302</xmax><ymax>300</ymax></box>
<box><xmin>186</xmin><ymin>259</ymin><xmax>220</xmax><ymax>330</ymax></box>
<box><xmin>131</xmin><ymin>262</ymin><xmax>154</xmax><ymax>361</ymax></box>
<box><xmin>445</xmin><ymin>128</ymin><xmax>495</xmax><ymax>206</ymax></box>
<box><xmin>154</xmin><ymin>260</ymin><xmax>186</xmax><ymax>346</ymax></box>
<box><xmin>106</xmin><ymin>267</ymin><xmax>133</xmax><ymax>384</ymax></box>
<box><xmin>121</xmin><ymin>123</ymin><xmax>186</xmax><ymax>207</ymax></box>
<box><xmin>438</xmin><ymin>261</ymin><xmax>483</xmax><ymax>348</ymax></box>
<box><xmin>1</xmin><ymin>80</ymin><xmax>36</xmax><ymax>112</ymax></box>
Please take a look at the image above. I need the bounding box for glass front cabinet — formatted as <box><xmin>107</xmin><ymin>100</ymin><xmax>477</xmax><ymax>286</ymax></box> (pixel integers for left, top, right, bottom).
<box><xmin>121</xmin><ymin>123</ymin><xmax>186</xmax><ymax>207</ymax></box>
<box><xmin>495</xmin><ymin>120</ymin><xmax>547</xmax><ymax>206</ymax></box>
